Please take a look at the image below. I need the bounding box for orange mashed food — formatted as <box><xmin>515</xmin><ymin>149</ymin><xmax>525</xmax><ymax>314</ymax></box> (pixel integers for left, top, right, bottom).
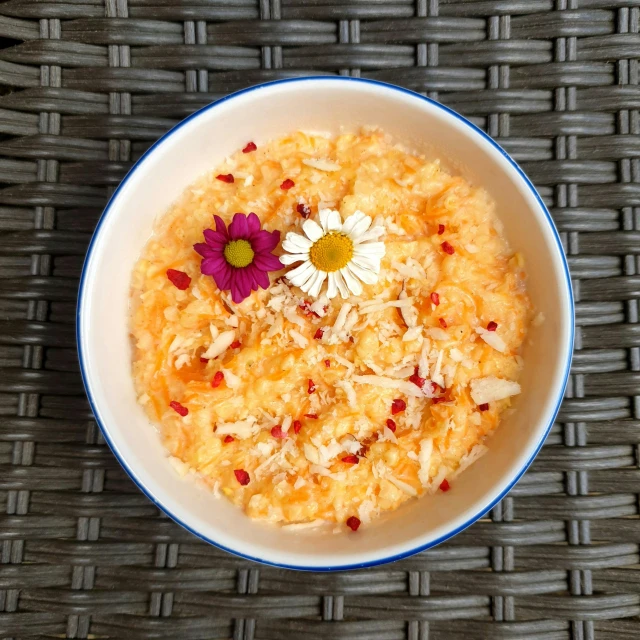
<box><xmin>130</xmin><ymin>129</ymin><xmax>531</xmax><ymax>528</ymax></box>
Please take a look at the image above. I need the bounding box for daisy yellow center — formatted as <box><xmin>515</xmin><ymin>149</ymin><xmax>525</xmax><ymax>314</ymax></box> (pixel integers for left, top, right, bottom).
<box><xmin>309</xmin><ymin>232</ymin><xmax>354</xmax><ymax>272</ymax></box>
<box><xmin>224</xmin><ymin>239</ymin><xmax>254</xmax><ymax>268</ymax></box>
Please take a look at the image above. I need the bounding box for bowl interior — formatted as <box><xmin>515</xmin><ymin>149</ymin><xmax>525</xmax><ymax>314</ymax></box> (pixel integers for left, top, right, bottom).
<box><xmin>79</xmin><ymin>79</ymin><xmax>572</xmax><ymax>569</ymax></box>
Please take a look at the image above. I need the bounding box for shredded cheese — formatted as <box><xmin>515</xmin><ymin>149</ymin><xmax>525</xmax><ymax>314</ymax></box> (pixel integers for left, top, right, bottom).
<box><xmin>418</xmin><ymin>438</ymin><xmax>433</xmax><ymax>486</ymax></box>
<box><xmin>476</xmin><ymin>327</ymin><xmax>508</xmax><ymax>353</ymax></box>
<box><xmin>289</xmin><ymin>329</ymin><xmax>309</xmax><ymax>348</ymax></box>
<box><xmin>303</xmin><ymin>158</ymin><xmax>341</xmax><ymax>172</ymax></box>
<box><xmin>352</xmin><ymin>375</ymin><xmax>424</xmax><ymax>397</ymax></box>
<box><xmin>202</xmin><ymin>330</ymin><xmax>236</xmax><ymax>360</ymax></box>
<box><xmin>470</xmin><ymin>376</ymin><xmax>521</xmax><ymax>405</ymax></box>
<box><xmin>387</xmin><ymin>475</ymin><xmax>418</xmax><ymax>497</ymax></box>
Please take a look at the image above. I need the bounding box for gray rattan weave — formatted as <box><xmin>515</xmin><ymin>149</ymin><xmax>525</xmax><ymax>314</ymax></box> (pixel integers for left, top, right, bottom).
<box><xmin>0</xmin><ymin>1</ymin><xmax>639</xmax><ymax>638</ymax></box>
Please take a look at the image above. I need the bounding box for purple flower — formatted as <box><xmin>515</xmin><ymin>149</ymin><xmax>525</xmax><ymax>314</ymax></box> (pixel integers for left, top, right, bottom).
<box><xmin>194</xmin><ymin>212</ymin><xmax>282</xmax><ymax>303</ymax></box>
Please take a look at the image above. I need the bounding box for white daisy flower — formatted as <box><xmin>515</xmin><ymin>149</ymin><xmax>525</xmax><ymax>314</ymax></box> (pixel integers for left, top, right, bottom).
<box><xmin>281</xmin><ymin>209</ymin><xmax>386</xmax><ymax>299</ymax></box>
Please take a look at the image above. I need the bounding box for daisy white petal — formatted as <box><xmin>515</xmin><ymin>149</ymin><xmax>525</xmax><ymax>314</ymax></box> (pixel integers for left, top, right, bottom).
<box><xmin>348</xmin><ymin>215</ymin><xmax>374</xmax><ymax>241</ymax></box>
<box><xmin>298</xmin><ymin>271</ymin><xmax>320</xmax><ymax>293</ymax></box>
<box><xmin>341</xmin><ymin>266</ymin><xmax>363</xmax><ymax>296</ymax></box>
<box><xmin>319</xmin><ymin>209</ymin><xmax>330</xmax><ymax>232</ymax></box>
<box><xmin>326</xmin><ymin>272</ymin><xmax>338</xmax><ymax>299</ymax></box>
<box><xmin>358</xmin><ymin>225</ymin><xmax>386</xmax><ymax>242</ymax></box>
<box><xmin>308</xmin><ymin>270</ymin><xmax>327</xmax><ymax>298</ymax></box>
<box><xmin>283</xmin><ymin>232</ymin><xmax>312</xmax><ymax>253</ymax></box>
<box><xmin>287</xmin><ymin>260</ymin><xmax>315</xmax><ymax>285</ymax></box>
<box><xmin>333</xmin><ymin>270</ymin><xmax>350</xmax><ymax>299</ymax></box>
<box><xmin>302</xmin><ymin>219</ymin><xmax>323</xmax><ymax>242</ymax></box>
<box><xmin>341</xmin><ymin>211</ymin><xmax>368</xmax><ymax>236</ymax></box>
<box><xmin>326</xmin><ymin>209</ymin><xmax>343</xmax><ymax>232</ymax></box>
<box><xmin>352</xmin><ymin>254</ymin><xmax>382</xmax><ymax>274</ymax></box>
<box><xmin>280</xmin><ymin>253</ymin><xmax>308</xmax><ymax>266</ymax></box>
<box><xmin>318</xmin><ymin>209</ymin><xmax>332</xmax><ymax>233</ymax></box>
<box><xmin>347</xmin><ymin>260</ymin><xmax>378</xmax><ymax>285</ymax></box>
<box><xmin>355</xmin><ymin>242</ymin><xmax>386</xmax><ymax>259</ymax></box>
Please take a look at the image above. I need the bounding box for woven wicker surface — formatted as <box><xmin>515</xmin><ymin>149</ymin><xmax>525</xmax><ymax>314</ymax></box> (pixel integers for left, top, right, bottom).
<box><xmin>0</xmin><ymin>0</ymin><xmax>639</xmax><ymax>638</ymax></box>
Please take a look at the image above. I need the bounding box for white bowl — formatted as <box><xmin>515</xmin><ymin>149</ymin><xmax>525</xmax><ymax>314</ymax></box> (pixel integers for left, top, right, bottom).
<box><xmin>78</xmin><ymin>77</ymin><xmax>574</xmax><ymax>571</ymax></box>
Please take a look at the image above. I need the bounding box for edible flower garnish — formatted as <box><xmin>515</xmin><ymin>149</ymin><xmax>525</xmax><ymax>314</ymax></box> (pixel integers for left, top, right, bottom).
<box><xmin>194</xmin><ymin>212</ymin><xmax>282</xmax><ymax>304</ymax></box>
<box><xmin>281</xmin><ymin>209</ymin><xmax>385</xmax><ymax>299</ymax></box>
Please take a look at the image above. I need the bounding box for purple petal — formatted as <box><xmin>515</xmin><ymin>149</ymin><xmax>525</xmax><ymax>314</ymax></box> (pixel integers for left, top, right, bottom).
<box><xmin>201</xmin><ymin>255</ymin><xmax>228</xmax><ymax>277</ymax></box>
<box><xmin>251</xmin><ymin>229</ymin><xmax>280</xmax><ymax>253</ymax></box>
<box><xmin>230</xmin><ymin>286</ymin><xmax>244</xmax><ymax>304</ymax></box>
<box><xmin>194</xmin><ymin>242</ymin><xmax>216</xmax><ymax>258</ymax></box>
<box><xmin>230</xmin><ymin>268</ymin><xmax>251</xmax><ymax>302</ymax></box>
<box><xmin>253</xmin><ymin>252</ymin><xmax>283</xmax><ymax>272</ymax></box>
<box><xmin>237</xmin><ymin>268</ymin><xmax>253</xmax><ymax>296</ymax></box>
<box><xmin>211</xmin><ymin>262</ymin><xmax>232</xmax><ymax>290</ymax></box>
<box><xmin>248</xmin><ymin>263</ymin><xmax>270</xmax><ymax>290</ymax></box>
<box><xmin>228</xmin><ymin>213</ymin><xmax>248</xmax><ymax>240</ymax></box>
<box><xmin>214</xmin><ymin>215</ymin><xmax>229</xmax><ymax>238</ymax></box>
<box><xmin>203</xmin><ymin>229</ymin><xmax>227</xmax><ymax>248</ymax></box>
<box><xmin>246</xmin><ymin>212</ymin><xmax>261</xmax><ymax>236</ymax></box>
<box><xmin>248</xmin><ymin>265</ymin><xmax>262</xmax><ymax>291</ymax></box>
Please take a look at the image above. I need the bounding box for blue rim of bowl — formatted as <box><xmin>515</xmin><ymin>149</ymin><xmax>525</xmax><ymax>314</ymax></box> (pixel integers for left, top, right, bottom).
<box><xmin>77</xmin><ymin>76</ymin><xmax>575</xmax><ymax>572</ymax></box>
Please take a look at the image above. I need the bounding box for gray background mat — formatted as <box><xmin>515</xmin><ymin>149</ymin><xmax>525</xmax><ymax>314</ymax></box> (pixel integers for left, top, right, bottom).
<box><xmin>0</xmin><ymin>1</ymin><xmax>639</xmax><ymax>638</ymax></box>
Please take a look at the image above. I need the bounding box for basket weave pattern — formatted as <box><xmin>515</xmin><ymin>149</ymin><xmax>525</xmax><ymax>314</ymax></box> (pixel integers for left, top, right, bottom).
<box><xmin>0</xmin><ymin>1</ymin><xmax>639</xmax><ymax>638</ymax></box>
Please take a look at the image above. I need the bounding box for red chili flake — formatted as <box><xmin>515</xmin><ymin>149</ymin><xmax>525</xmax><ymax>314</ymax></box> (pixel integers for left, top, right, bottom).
<box><xmin>304</xmin><ymin>413</ymin><xmax>318</xmax><ymax>420</ymax></box>
<box><xmin>230</xmin><ymin>340</ymin><xmax>242</xmax><ymax>349</ymax></box>
<box><xmin>293</xmin><ymin>420</ymin><xmax>302</xmax><ymax>434</ymax></box>
<box><xmin>439</xmin><ymin>317</ymin><xmax>448</xmax><ymax>329</ymax></box>
<box><xmin>324</xmin><ymin>359</ymin><xmax>331</xmax><ymax>368</ymax></box>
<box><xmin>341</xmin><ymin>455</ymin><xmax>359</xmax><ymax>464</ymax></box>
<box><xmin>296</xmin><ymin>203</ymin><xmax>311</xmax><ymax>218</ymax></box>
<box><xmin>478</xmin><ymin>403</ymin><xmax>490</xmax><ymax>412</ymax></box>
<box><xmin>200</xmin><ymin>357</ymin><xmax>209</xmax><ymax>363</ymax></box>
<box><xmin>438</xmin><ymin>224</ymin><xmax>445</xmax><ymax>235</ymax></box>
<box><xmin>307</xmin><ymin>379</ymin><xmax>316</xmax><ymax>394</ymax></box>
<box><xmin>430</xmin><ymin>292</ymin><xmax>440</xmax><ymax>306</ymax></box>
<box><xmin>386</xmin><ymin>419</ymin><xmax>396</xmax><ymax>432</ymax></box>
<box><xmin>280</xmin><ymin>178</ymin><xmax>295</xmax><ymax>190</ymax></box>
<box><xmin>409</xmin><ymin>367</ymin><xmax>425</xmax><ymax>389</ymax></box>
<box><xmin>223</xmin><ymin>435</ymin><xmax>234</xmax><ymax>443</ymax></box>
<box><xmin>169</xmin><ymin>401</ymin><xmax>188</xmax><ymax>417</ymax></box>
<box><xmin>441</xmin><ymin>241</ymin><xmax>455</xmax><ymax>255</ymax></box>
<box><xmin>211</xmin><ymin>371</ymin><xmax>224</xmax><ymax>388</ymax></box>
<box><xmin>271</xmin><ymin>425</ymin><xmax>286</xmax><ymax>439</ymax></box>
<box><xmin>346</xmin><ymin>516</ymin><xmax>361</xmax><ymax>531</ymax></box>
<box><xmin>242</xmin><ymin>141</ymin><xmax>257</xmax><ymax>153</ymax></box>
<box><xmin>166</xmin><ymin>269</ymin><xmax>191</xmax><ymax>290</ymax></box>
<box><xmin>349</xmin><ymin>336</ymin><xmax>355</xmax><ymax>343</ymax></box>
<box><xmin>234</xmin><ymin>469</ymin><xmax>250</xmax><ymax>486</ymax></box>
<box><xmin>487</xmin><ymin>321</ymin><xmax>498</xmax><ymax>332</ymax></box>
<box><xmin>216</xmin><ymin>173</ymin><xmax>234</xmax><ymax>183</ymax></box>
<box><xmin>432</xmin><ymin>396</ymin><xmax>447</xmax><ymax>405</ymax></box>
<box><xmin>439</xmin><ymin>479</ymin><xmax>450</xmax><ymax>492</ymax></box>
<box><xmin>313</xmin><ymin>328</ymin><xmax>324</xmax><ymax>340</ymax></box>
<box><xmin>391</xmin><ymin>399</ymin><xmax>406</xmax><ymax>415</ymax></box>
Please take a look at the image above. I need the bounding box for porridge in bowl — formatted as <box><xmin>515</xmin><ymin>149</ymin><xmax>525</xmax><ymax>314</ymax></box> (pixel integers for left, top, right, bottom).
<box><xmin>130</xmin><ymin>129</ymin><xmax>531</xmax><ymax>531</ymax></box>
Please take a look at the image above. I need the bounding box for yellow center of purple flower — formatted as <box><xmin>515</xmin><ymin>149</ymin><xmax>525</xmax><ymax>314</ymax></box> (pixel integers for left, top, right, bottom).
<box><xmin>224</xmin><ymin>239</ymin><xmax>254</xmax><ymax>268</ymax></box>
<box><xmin>309</xmin><ymin>232</ymin><xmax>354</xmax><ymax>272</ymax></box>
